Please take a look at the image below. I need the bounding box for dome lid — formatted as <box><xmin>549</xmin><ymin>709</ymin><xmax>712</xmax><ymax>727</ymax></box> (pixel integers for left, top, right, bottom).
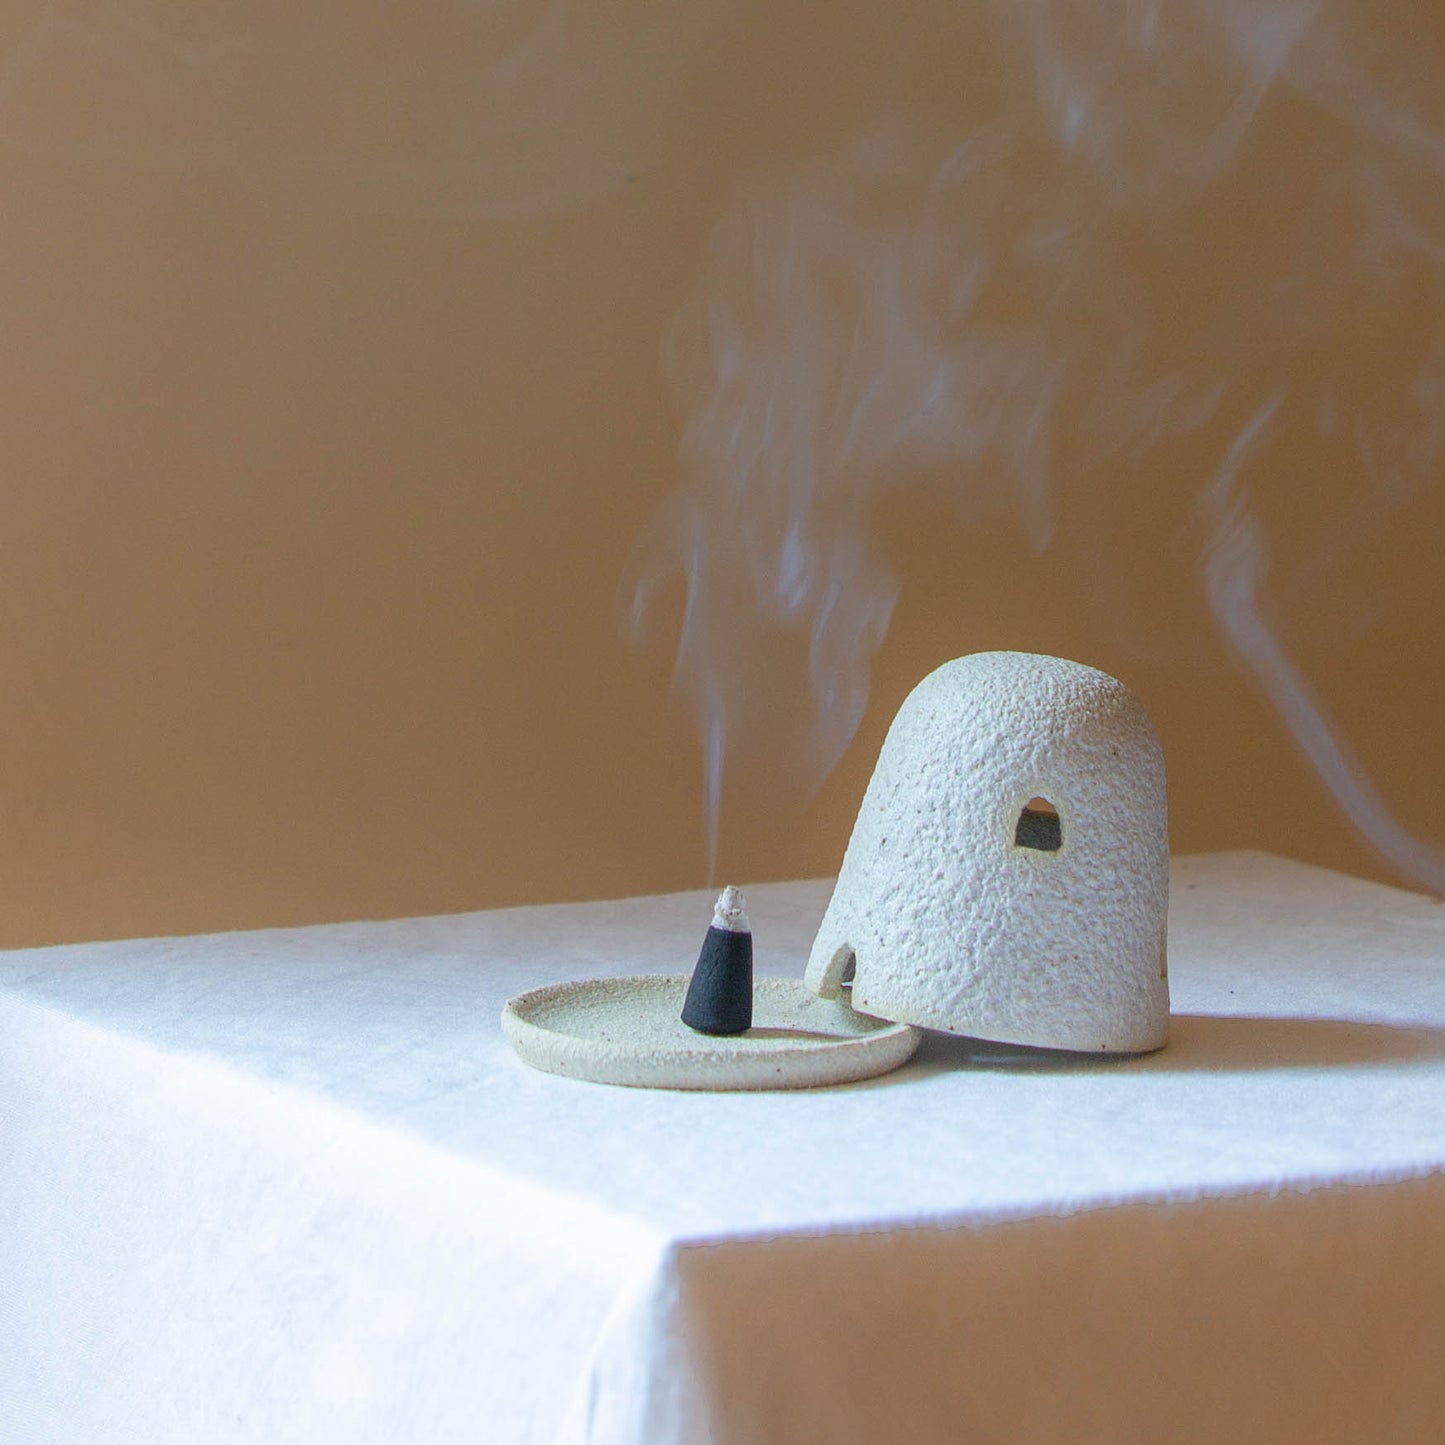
<box><xmin>805</xmin><ymin>651</ymin><xmax>1170</xmax><ymax>1053</ymax></box>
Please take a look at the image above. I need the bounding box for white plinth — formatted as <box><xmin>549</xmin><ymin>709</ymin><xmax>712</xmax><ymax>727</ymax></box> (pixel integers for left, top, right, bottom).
<box><xmin>3</xmin><ymin>852</ymin><xmax>1444</xmax><ymax>1444</ymax></box>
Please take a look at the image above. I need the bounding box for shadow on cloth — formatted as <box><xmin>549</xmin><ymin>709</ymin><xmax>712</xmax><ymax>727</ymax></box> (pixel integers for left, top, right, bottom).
<box><xmin>898</xmin><ymin>1013</ymin><xmax>1445</xmax><ymax>1077</ymax></box>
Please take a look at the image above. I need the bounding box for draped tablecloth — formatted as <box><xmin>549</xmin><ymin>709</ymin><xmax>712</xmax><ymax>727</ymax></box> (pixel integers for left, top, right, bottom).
<box><xmin>2</xmin><ymin>851</ymin><xmax>1444</xmax><ymax>1444</ymax></box>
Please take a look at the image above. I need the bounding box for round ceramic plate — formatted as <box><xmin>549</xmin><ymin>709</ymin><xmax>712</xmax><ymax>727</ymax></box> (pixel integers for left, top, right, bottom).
<box><xmin>501</xmin><ymin>975</ymin><xmax>922</xmax><ymax>1091</ymax></box>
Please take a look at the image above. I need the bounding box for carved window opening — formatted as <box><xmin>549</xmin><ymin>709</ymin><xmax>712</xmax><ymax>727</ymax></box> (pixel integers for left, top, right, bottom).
<box><xmin>1015</xmin><ymin>796</ymin><xmax>1062</xmax><ymax>852</ymax></box>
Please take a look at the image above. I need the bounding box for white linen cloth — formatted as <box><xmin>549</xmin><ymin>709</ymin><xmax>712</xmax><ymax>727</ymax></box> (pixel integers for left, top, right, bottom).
<box><xmin>2</xmin><ymin>851</ymin><xmax>1444</xmax><ymax>1444</ymax></box>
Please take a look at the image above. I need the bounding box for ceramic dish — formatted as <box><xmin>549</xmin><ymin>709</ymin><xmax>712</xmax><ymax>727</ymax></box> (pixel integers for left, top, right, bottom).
<box><xmin>502</xmin><ymin>974</ymin><xmax>921</xmax><ymax>1091</ymax></box>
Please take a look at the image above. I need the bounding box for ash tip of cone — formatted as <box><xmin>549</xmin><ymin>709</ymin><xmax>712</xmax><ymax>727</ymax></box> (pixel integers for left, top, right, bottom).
<box><xmin>712</xmin><ymin>885</ymin><xmax>750</xmax><ymax>933</ymax></box>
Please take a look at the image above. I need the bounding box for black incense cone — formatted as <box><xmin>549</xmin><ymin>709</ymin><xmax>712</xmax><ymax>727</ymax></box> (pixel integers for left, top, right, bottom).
<box><xmin>681</xmin><ymin>886</ymin><xmax>753</xmax><ymax>1035</ymax></box>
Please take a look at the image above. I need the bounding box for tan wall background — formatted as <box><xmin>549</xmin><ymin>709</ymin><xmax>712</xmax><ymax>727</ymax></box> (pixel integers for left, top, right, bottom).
<box><xmin>0</xmin><ymin>0</ymin><xmax>1439</xmax><ymax>947</ymax></box>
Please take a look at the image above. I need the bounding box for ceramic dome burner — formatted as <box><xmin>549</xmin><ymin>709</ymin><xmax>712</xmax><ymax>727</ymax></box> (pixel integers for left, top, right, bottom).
<box><xmin>503</xmin><ymin>651</ymin><xmax>1170</xmax><ymax>1089</ymax></box>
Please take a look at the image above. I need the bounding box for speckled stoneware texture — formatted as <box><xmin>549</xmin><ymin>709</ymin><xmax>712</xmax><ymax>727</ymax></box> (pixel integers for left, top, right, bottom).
<box><xmin>502</xmin><ymin>976</ymin><xmax>921</xmax><ymax>1090</ymax></box>
<box><xmin>806</xmin><ymin>651</ymin><xmax>1170</xmax><ymax>1053</ymax></box>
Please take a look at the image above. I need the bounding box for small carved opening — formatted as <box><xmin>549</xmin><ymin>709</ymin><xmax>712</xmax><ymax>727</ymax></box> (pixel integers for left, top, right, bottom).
<box><xmin>1015</xmin><ymin>796</ymin><xmax>1062</xmax><ymax>852</ymax></box>
<box><xmin>818</xmin><ymin>944</ymin><xmax>857</xmax><ymax>1001</ymax></box>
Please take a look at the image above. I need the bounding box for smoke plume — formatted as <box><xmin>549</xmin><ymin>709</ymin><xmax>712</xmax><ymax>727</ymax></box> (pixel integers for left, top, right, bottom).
<box><xmin>632</xmin><ymin>0</ymin><xmax>1445</xmax><ymax>891</ymax></box>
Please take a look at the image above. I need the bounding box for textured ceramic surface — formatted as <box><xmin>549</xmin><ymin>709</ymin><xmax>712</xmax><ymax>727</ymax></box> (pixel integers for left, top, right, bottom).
<box><xmin>502</xmin><ymin>975</ymin><xmax>921</xmax><ymax>1090</ymax></box>
<box><xmin>806</xmin><ymin>651</ymin><xmax>1170</xmax><ymax>1053</ymax></box>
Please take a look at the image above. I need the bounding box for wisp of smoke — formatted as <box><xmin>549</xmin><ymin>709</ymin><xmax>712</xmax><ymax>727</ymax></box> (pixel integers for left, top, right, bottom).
<box><xmin>1201</xmin><ymin>400</ymin><xmax>1445</xmax><ymax>892</ymax></box>
<box><xmin>631</xmin><ymin>0</ymin><xmax>1445</xmax><ymax>892</ymax></box>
